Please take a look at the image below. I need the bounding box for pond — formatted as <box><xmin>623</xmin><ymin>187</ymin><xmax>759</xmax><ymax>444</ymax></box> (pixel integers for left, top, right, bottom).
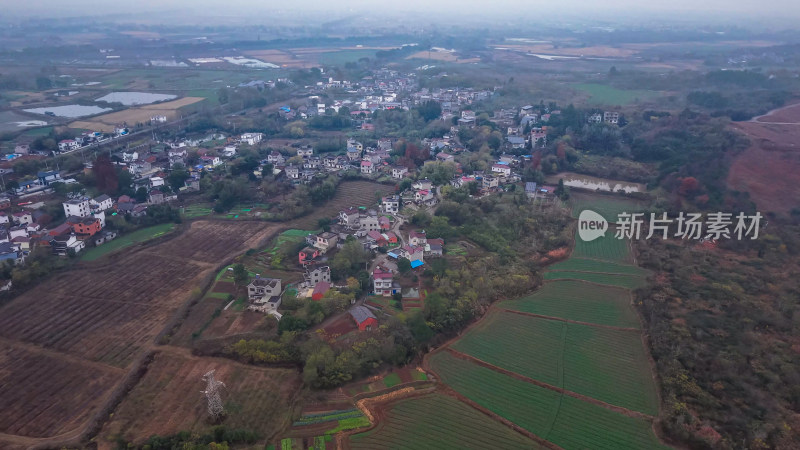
<box><xmin>95</xmin><ymin>92</ymin><xmax>178</xmax><ymax>105</ymax></box>
<box><xmin>23</xmin><ymin>105</ymin><xmax>111</xmax><ymax>118</ymax></box>
<box><xmin>547</xmin><ymin>172</ymin><xmax>645</xmax><ymax>193</ymax></box>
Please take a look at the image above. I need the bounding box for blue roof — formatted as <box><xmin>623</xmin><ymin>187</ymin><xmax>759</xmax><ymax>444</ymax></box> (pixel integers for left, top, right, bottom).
<box><xmin>387</xmin><ymin>251</ymin><xmax>400</xmax><ymax>259</ymax></box>
<box><xmin>410</xmin><ymin>260</ymin><xmax>424</xmax><ymax>268</ymax></box>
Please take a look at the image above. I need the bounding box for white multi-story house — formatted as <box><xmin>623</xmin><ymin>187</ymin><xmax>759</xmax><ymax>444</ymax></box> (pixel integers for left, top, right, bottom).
<box><xmin>381</xmin><ymin>196</ymin><xmax>400</xmax><ymax>214</ymax></box>
<box><xmin>63</xmin><ymin>198</ymin><xmax>90</xmax><ymax>218</ymax></box>
<box><xmin>372</xmin><ymin>266</ymin><xmax>394</xmax><ymax>297</ymax></box>
<box><xmin>392</xmin><ymin>166</ymin><xmax>408</xmax><ymax>179</ymax></box>
<box><xmin>304</xmin><ymin>266</ymin><xmax>331</xmax><ymax>287</ymax></box>
<box><xmin>491</xmin><ymin>164</ymin><xmax>512</xmax><ymax>177</ymax></box>
<box><xmin>240</xmin><ymin>132</ymin><xmax>263</xmax><ymax>145</ymax></box>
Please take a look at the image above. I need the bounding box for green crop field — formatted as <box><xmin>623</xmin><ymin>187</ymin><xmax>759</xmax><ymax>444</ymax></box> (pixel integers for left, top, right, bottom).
<box><xmin>451</xmin><ymin>311</ymin><xmax>566</xmax><ymax>386</ymax></box>
<box><xmin>561</xmin><ymin>323</ymin><xmax>660</xmax><ymax>415</ymax></box>
<box><xmin>449</xmin><ymin>311</ymin><xmax>658</xmax><ymax>414</ymax></box>
<box><xmin>430</xmin><ymin>352</ymin><xmax>668</xmax><ymax>450</ymax></box>
<box><xmin>80</xmin><ymin>223</ymin><xmax>176</xmax><ymax>261</ymax></box>
<box><xmin>349</xmin><ymin>393</ymin><xmax>542</xmax><ymax>450</ymax></box>
<box><xmin>572</xmin><ymin>234</ymin><xmax>633</xmax><ymax>263</ymax></box>
<box><xmin>573</xmin><ymin>83</ymin><xmax>661</xmax><ymax>106</ymax></box>
<box><xmin>499</xmin><ymin>280</ymin><xmax>640</xmax><ymax>328</ymax></box>
<box><xmin>544</xmin><ymin>271</ymin><xmax>647</xmax><ymax>289</ymax></box>
<box><xmin>570</xmin><ymin>192</ymin><xmax>646</xmax><ymax>222</ymax></box>
<box><xmin>548</xmin><ymin>257</ymin><xmax>649</xmax><ymax>276</ymax></box>
<box><xmin>318</xmin><ymin>50</ymin><xmax>377</xmax><ymax>66</ymax></box>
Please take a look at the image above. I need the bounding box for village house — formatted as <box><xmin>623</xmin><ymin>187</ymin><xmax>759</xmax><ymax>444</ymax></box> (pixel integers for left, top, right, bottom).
<box><xmin>483</xmin><ymin>176</ymin><xmax>499</xmax><ymax>190</ymax></box>
<box><xmin>12</xmin><ymin>211</ymin><xmax>33</xmax><ymax>225</ymax></box>
<box><xmin>401</xmin><ymin>245</ymin><xmax>425</xmax><ymax>264</ymax></box>
<box><xmin>149</xmin><ymin>189</ymin><xmax>165</xmax><ymax>204</ymax></box>
<box><xmin>366</xmin><ymin>230</ymin><xmax>388</xmax><ymax>248</ymax></box>
<box><xmin>304</xmin><ymin>265</ymin><xmax>331</xmax><ymax>288</ymax></box>
<box><xmin>588</xmin><ymin>113</ymin><xmax>603</xmax><ymax>124</ymax></box>
<box><xmin>604</xmin><ymin>111</ymin><xmax>620</xmax><ymax>125</ymax></box>
<box><xmin>90</xmin><ymin>194</ymin><xmax>113</xmax><ymax>211</ymax></box>
<box><xmin>285</xmin><ymin>165</ymin><xmax>300</xmax><ymax>180</ymax></box>
<box><xmin>267</xmin><ymin>151</ymin><xmax>286</xmax><ymax>165</ymax></box>
<box><xmin>391</xmin><ymin>166</ymin><xmax>408</xmax><ymax>179</ymax></box>
<box><xmin>349</xmin><ymin>306</ymin><xmax>378</xmax><ymax>331</ymax></box>
<box><xmin>297</xmin><ymin>147</ymin><xmax>313</xmax><ymax>158</ymax></box>
<box><xmin>240</xmin><ymin>132</ymin><xmax>263</xmax><ymax>145</ymax></box>
<box><xmin>248</xmin><ymin>276</ymin><xmax>282</xmax><ymax>303</ymax></box>
<box><xmin>314</xmin><ymin>232</ymin><xmax>339</xmax><ymax>253</ymax></box>
<box><xmin>51</xmin><ymin>234</ymin><xmax>85</xmax><ymax>256</ymax></box>
<box><xmin>63</xmin><ymin>198</ymin><xmax>90</xmax><ymax>218</ymax></box>
<box><xmin>68</xmin><ymin>216</ymin><xmax>102</xmax><ymax>236</ymax></box>
<box><xmin>339</xmin><ymin>208</ymin><xmax>361</xmax><ymax>228</ymax></box>
<box><xmin>415</xmin><ymin>189</ymin><xmax>436</xmax><ymax>206</ymax></box>
<box><xmin>379</xmin><ymin>216</ymin><xmax>391</xmax><ymax>231</ymax></box>
<box><xmin>358</xmin><ymin>214</ymin><xmax>380</xmax><ymax>232</ymax></box>
<box><xmin>57</xmin><ymin>139</ymin><xmax>79</xmax><ymax>152</ymax></box>
<box><xmin>492</xmin><ymin>163</ymin><xmax>512</xmax><ymax>177</ymax></box>
<box><xmin>360</xmin><ymin>160</ymin><xmax>375</xmax><ymax>174</ymax></box>
<box><xmin>381</xmin><ymin>195</ymin><xmax>400</xmax><ymax>214</ymax></box>
<box><xmin>200</xmin><ymin>155</ymin><xmax>222</xmax><ymax>167</ymax></box>
<box><xmin>426</xmin><ymin>238</ymin><xmax>444</xmax><ymax>257</ymax></box>
<box><xmin>0</xmin><ymin>242</ymin><xmax>23</xmax><ymax>264</ymax></box>
<box><xmin>413</xmin><ymin>179</ymin><xmax>433</xmax><ymax>191</ymax></box>
<box><xmin>222</xmin><ymin>145</ymin><xmax>237</xmax><ymax>158</ymax></box>
<box><xmin>409</xmin><ymin>230</ymin><xmax>427</xmax><ymax>247</ymax></box>
<box><xmin>299</xmin><ymin>246</ymin><xmax>321</xmax><ymax>266</ymax></box>
<box><xmin>435</xmin><ymin>152</ymin><xmax>455</xmax><ymax>163</ymax></box>
<box><xmin>372</xmin><ymin>266</ymin><xmax>396</xmax><ymax>297</ymax></box>
<box><xmin>9</xmin><ymin>226</ymin><xmax>27</xmax><ymax>240</ymax></box>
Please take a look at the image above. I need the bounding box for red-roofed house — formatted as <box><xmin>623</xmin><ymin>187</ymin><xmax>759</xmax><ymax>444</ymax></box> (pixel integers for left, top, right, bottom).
<box><xmin>409</xmin><ymin>230</ymin><xmax>427</xmax><ymax>247</ymax></box>
<box><xmin>372</xmin><ymin>266</ymin><xmax>395</xmax><ymax>296</ymax></box>
<box><xmin>48</xmin><ymin>223</ymin><xmax>73</xmax><ymax>237</ymax></box>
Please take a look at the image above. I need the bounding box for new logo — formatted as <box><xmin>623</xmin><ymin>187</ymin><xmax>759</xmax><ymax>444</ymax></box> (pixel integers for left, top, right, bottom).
<box><xmin>578</xmin><ymin>210</ymin><xmax>608</xmax><ymax>242</ymax></box>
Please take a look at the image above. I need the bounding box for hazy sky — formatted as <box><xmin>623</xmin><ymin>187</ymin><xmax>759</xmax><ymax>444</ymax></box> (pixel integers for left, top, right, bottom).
<box><xmin>6</xmin><ymin>0</ymin><xmax>800</xmax><ymax>22</ymax></box>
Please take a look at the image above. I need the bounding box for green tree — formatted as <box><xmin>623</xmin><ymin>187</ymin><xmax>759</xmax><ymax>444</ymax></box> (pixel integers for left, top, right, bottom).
<box><xmin>232</xmin><ymin>263</ymin><xmax>248</xmax><ymax>286</ymax></box>
<box><xmin>397</xmin><ymin>257</ymin><xmax>412</xmax><ymax>274</ymax></box>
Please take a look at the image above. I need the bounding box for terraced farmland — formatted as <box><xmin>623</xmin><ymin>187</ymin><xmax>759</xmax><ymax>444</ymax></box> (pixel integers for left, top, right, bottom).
<box><xmin>499</xmin><ymin>280</ymin><xmax>640</xmax><ymax>328</ymax></box>
<box><xmin>0</xmin><ymin>220</ymin><xmax>277</xmax><ymax>446</ymax></box>
<box><xmin>570</xmin><ymin>192</ymin><xmax>646</xmax><ymax>222</ymax></box>
<box><xmin>349</xmin><ymin>394</ymin><xmax>541</xmax><ymax>449</ymax></box>
<box><xmin>572</xmin><ymin>233</ymin><xmax>634</xmax><ymax>263</ymax></box>
<box><xmin>98</xmin><ymin>349</ymin><xmax>301</xmax><ymax>445</ymax></box>
<box><xmin>429</xmin><ymin>352</ymin><xmax>668</xmax><ymax>450</ymax></box>
<box><xmin>449</xmin><ymin>311</ymin><xmax>659</xmax><ymax>414</ymax></box>
<box><xmin>423</xmin><ymin>191</ymin><xmax>667</xmax><ymax>449</ymax></box>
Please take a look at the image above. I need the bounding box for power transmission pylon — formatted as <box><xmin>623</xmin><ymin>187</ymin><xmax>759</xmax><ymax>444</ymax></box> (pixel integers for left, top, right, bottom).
<box><xmin>201</xmin><ymin>369</ymin><xmax>226</xmax><ymax>420</ymax></box>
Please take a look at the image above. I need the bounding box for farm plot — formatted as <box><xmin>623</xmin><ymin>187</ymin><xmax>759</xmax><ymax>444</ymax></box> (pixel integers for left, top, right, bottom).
<box><xmin>98</xmin><ymin>350</ymin><xmax>301</xmax><ymax>446</ymax></box>
<box><xmin>69</xmin><ymin>97</ymin><xmax>205</xmax><ymax>132</ymax></box>
<box><xmin>569</xmin><ymin>192</ymin><xmax>647</xmax><ymax>222</ymax></box>
<box><xmin>499</xmin><ymin>280</ymin><xmax>640</xmax><ymax>328</ymax></box>
<box><xmin>0</xmin><ymin>344</ymin><xmax>121</xmax><ymax>438</ymax></box>
<box><xmin>572</xmin><ymin>233</ymin><xmax>634</xmax><ymax>264</ymax></box>
<box><xmin>284</xmin><ymin>181</ymin><xmax>393</xmax><ymax>230</ymax></box>
<box><xmin>449</xmin><ymin>311</ymin><xmax>658</xmax><ymax>414</ymax></box>
<box><xmin>349</xmin><ymin>394</ymin><xmax>541</xmax><ymax>449</ymax></box>
<box><xmin>544</xmin><ymin>270</ymin><xmax>647</xmax><ymax>289</ymax></box>
<box><xmin>0</xmin><ymin>253</ymin><xmax>206</xmax><ymax>367</ymax></box>
<box><xmin>0</xmin><ymin>220</ymin><xmax>273</xmax><ymax>443</ymax></box>
<box><xmin>80</xmin><ymin>223</ymin><xmax>175</xmax><ymax>261</ymax></box>
<box><xmin>450</xmin><ymin>311</ymin><xmax>566</xmax><ymax>387</ymax></box>
<box><xmin>429</xmin><ymin>352</ymin><xmax>668</xmax><ymax>450</ymax></box>
<box><xmin>149</xmin><ymin>220</ymin><xmax>278</xmax><ymax>263</ymax></box>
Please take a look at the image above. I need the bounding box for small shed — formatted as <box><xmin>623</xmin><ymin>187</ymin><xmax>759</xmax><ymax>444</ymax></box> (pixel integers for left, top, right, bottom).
<box><xmin>349</xmin><ymin>306</ymin><xmax>378</xmax><ymax>331</ymax></box>
<box><xmin>312</xmin><ymin>281</ymin><xmax>331</xmax><ymax>301</ymax></box>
